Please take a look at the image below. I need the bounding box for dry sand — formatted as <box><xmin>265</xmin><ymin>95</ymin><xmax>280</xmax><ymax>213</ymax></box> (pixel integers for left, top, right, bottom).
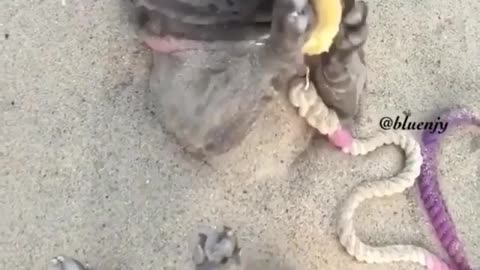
<box><xmin>1</xmin><ymin>0</ymin><xmax>479</xmax><ymax>269</ymax></box>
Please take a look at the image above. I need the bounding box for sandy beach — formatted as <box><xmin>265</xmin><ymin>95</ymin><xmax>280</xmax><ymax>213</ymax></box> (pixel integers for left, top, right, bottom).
<box><xmin>1</xmin><ymin>0</ymin><xmax>479</xmax><ymax>269</ymax></box>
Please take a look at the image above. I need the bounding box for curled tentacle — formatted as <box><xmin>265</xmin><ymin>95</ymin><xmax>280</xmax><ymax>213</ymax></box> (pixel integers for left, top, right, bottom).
<box><xmin>287</xmin><ymin>75</ymin><xmax>452</xmax><ymax>270</ymax></box>
<box><xmin>419</xmin><ymin>108</ymin><xmax>479</xmax><ymax>270</ymax></box>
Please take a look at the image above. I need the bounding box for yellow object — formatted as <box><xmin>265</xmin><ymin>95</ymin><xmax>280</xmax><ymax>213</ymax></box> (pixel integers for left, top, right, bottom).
<box><xmin>302</xmin><ymin>0</ymin><xmax>342</xmax><ymax>55</ymax></box>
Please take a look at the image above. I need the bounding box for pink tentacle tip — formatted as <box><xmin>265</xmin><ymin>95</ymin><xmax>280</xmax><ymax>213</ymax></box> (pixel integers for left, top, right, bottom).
<box><xmin>328</xmin><ymin>128</ymin><xmax>353</xmax><ymax>149</ymax></box>
<box><xmin>426</xmin><ymin>255</ymin><xmax>453</xmax><ymax>270</ymax></box>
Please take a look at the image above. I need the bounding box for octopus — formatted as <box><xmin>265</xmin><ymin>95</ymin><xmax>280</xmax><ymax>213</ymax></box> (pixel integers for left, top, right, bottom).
<box><xmin>128</xmin><ymin>0</ymin><xmax>368</xmax><ymax>157</ymax></box>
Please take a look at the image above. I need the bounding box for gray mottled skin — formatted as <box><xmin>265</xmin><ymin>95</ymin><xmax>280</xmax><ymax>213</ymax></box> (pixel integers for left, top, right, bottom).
<box><xmin>307</xmin><ymin>1</ymin><xmax>368</xmax><ymax>119</ymax></box>
<box><xmin>132</xmin><ymin>0</ymin><xmax>273</xmax><ymax>26</ymax></box>
<box><xmin>47</xmin><ymin>226</ymin><xmax>241</xmax><ymax>270</ymax></box>
<box><xmin>130</xmin><ymin>0</ymin><xmax>368</xmax><ymax>157</ymax></box>
<box><xmin>47</xmin><ymin>256</ymin><xmax>87</xmax><ymax>270</ymax></box>
<box><xmin>191</xmin><ymin>226</ymin><xmax>242</xmax><ymax>270</ymax></box>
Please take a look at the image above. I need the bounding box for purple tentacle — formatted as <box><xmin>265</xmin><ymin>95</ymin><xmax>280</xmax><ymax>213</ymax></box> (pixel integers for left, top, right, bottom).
<box><xmin>419</xmin><ymin>108</ymin><xmax>480</xmax><ymax>270</ymax></box>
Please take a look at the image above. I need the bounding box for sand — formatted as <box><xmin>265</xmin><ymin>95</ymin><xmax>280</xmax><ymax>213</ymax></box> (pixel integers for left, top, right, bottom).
<box><xmin>0</xmin><ymin>0</ymin><xmax>479</xmax><ymax>269</ymax></box>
